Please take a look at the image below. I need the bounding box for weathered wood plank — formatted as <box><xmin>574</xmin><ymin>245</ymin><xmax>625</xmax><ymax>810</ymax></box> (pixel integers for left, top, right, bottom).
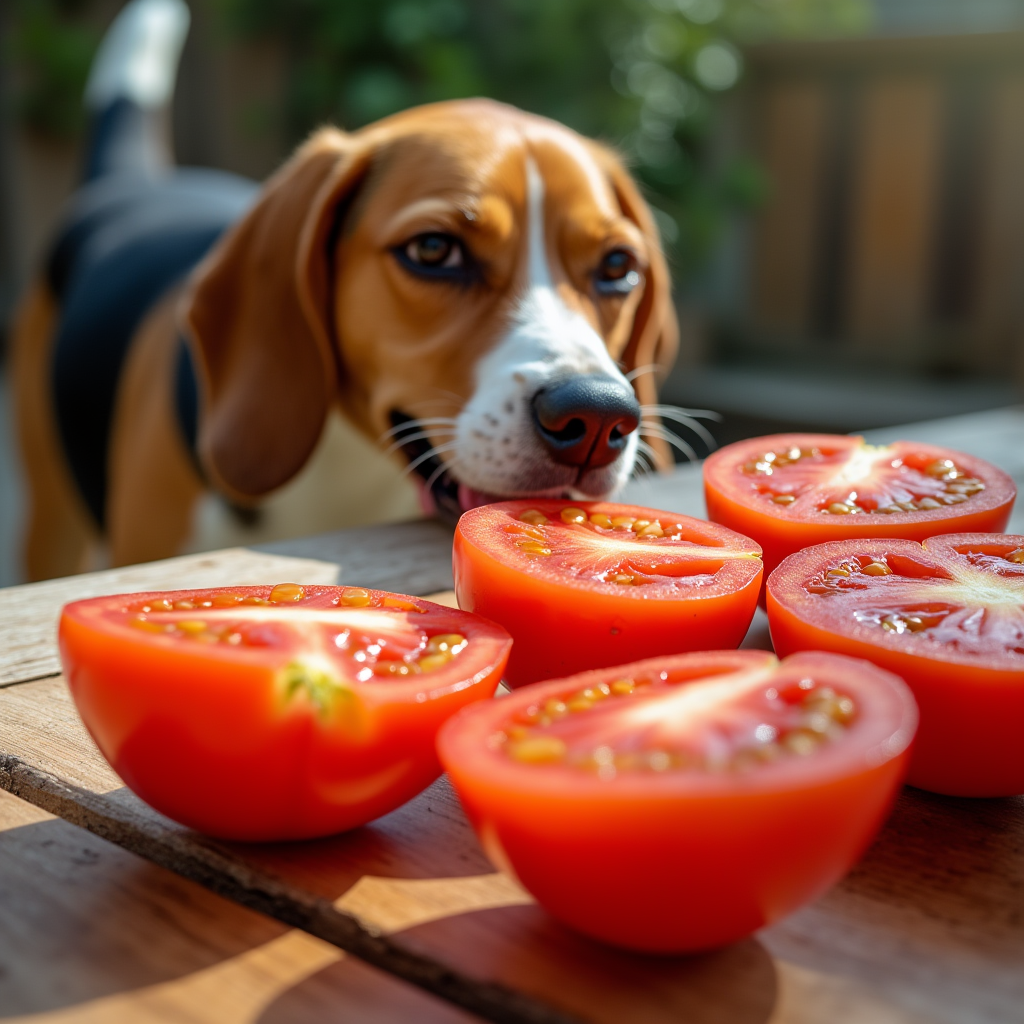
<box><xmin>259</xmin><ymin>518</ymin><xmax>456</xmax><ymax>597</ymax></box>
<box><xmin>1</xmin><ymin>674</ymin><xmax>1020</xmax><ymax>1024</ymax></box>
<box><xmin>0</xmin><ymin>548</ymin><xmax>341</xmax><ymax>688</ymax></box>
<box><xmin>0</xmin><ymin>789</ymin><xmax>475</xmax><ymax>1023</ymax></box>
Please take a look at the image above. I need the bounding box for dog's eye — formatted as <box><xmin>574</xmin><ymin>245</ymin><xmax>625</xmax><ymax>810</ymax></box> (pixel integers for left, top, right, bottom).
<box><xmin>402</xmin><ymin>233</ymin><xmax>464</xmax><ymax>270</ymax></box>
<box><xmin>596</xmin><ymin>249</ymin><xmax>641</xmax><ymax>296</ymax></box>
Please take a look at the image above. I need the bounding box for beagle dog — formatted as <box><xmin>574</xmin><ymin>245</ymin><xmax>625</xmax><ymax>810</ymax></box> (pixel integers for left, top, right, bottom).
<box><xmin>12</xmin><ymin>8</ymin><xmax>677</xmax><ymax>582</ymax></box>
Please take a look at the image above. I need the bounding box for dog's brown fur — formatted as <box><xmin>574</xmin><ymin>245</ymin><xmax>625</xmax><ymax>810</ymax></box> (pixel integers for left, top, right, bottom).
<box><xmin>14</xmin><ymin>100</ymin><xmax>677</xmax><ymax>581</ymax></box>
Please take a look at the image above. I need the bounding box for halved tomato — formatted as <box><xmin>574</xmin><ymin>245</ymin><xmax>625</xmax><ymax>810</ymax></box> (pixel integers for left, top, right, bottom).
<box><xmin>768</xmin><ymin>534</ymin><xmax>1024</xmax><ymax>797</ymax></box>
<box><xmin>453</xmin><ymin>501</ymin><xmax>762</xmax><ymax>687</ymax></box>
<box><xmin>704</xmin><ymin>434</ymin><xmax>1015</xmax><ymax>592</ymax></box>
<box><xmin>438</xmin><ymin>649</ymin><xmax>916</xmax><ymax>953</ymax></box>
<box><xmin>59</xmin><ymin>584</ymin><xmax>511</xmax><ymax>840</ymax></box>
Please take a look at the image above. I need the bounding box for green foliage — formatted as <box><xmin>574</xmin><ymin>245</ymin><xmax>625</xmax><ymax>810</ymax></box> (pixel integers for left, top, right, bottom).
<box><xmin>9</xmin><ymin>0</ymin><xmax>98</xmax><ymax>140</ymax></box>
<box><xmin>8</xmin><ymin>0</ymin><xmax>869</xmax><ymax>272</ymax></box>
<box><xmin>219</xmin><ymin>0</ymin><xmax>867</xmax><ymax>275</ymax></box>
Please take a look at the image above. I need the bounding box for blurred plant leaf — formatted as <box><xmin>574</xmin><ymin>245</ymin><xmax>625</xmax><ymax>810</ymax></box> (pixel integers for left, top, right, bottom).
<box><xmin>9</xmin><ymin>0</ymin><xmax>98</xmax><ymax>139</ymax></box>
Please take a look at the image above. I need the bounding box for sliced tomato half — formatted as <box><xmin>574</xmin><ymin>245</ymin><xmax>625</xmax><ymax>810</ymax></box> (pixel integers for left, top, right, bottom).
<box><xmin>768</xmin><ymin>534</ymin><xmax>1024</xmax><ymax>797</ymax></box>
<box><xmin>453</xmin><ymin>500</ymin><xmax>762</xmax><ymax>687</ymax></box>
<box><xmin>60</xmin><ymin>584</ymin><xmax>511</xmax><ymax>840</ymax></box>
<box><xmin>704</xmin><ymin>434</ymin><xmax>1015</xmax><ymax>591</ymax></box>
<box><xmin>438</xmin><ymin>649</ymin><xmax>916</xmax><ymax>953</ymax></box>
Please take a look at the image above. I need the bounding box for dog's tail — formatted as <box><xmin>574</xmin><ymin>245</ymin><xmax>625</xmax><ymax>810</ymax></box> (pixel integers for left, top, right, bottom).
<box><xmin>80</xmin><ymin>0</ymin><xmax>191</xmax><ymax>182</ymax></box>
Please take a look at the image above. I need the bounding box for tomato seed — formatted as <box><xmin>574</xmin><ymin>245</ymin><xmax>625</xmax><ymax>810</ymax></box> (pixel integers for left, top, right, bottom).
<box><xmin>610</xmin><ymin>678</ymin><xmax>635</xmax><ymax>695</ymax></box>
<box><xmin>517</xmin><ymin>540</ymin><xmax>553</xmax><ymax>556</ymax></box>
<box><xmin>784</xmin><ymin>731</ymin><xmax>819</xmax><ymax>756</ymax></box>
<box><xmin>943</xmin><ymin>494</ymin><xmax>968</xmax><ymax>504</ymax></box>
<box><xmin>861</xmin><ymin>562</ymin><xmax>891</xmax><ymax>576</ymax></box>
<box><xmin>176</xmin><ymin>620</ymin><xmax>207</xmax><ymax>634</ymax></box>
<box><xmin>827</xmin><ymin>567</ymin><xmax>850</xmax><ymax>578</ymax></box>
<box><xmin>173</xmin><ymin>600</ymin><xmax>195</xmax><ymax>610</ymax></box>
<box><xmin>520</xmin><ymin>509</ymin><xmax>549</xmax><ymax>525</ymax></box>
<box><xmin>211</xmin><ymin>593</ymin><xmax>243</xmax><ymax>607</ymax></box>
<box><xmin>561</xmin><ymin>507</ymin><xmax>587</xmax><ymax>525</ymax></box>
<box><xmin>427</xmin><ymin>633</ymin><xmax>467</xmax><ymax>654</ymax></box>
<box><xmin>611</xmin><ymin>516</ymin><xmax>635</xmax><ymax>529</ymax></box>
<box><xmin>1007</xmin><ymin>549</ymin><xmax>1024</xmax><ymax>563</ymax></box>
<box><xmin>507</xmin><ymin>736</ymin><xmax>567</xmax><ymax>763</ymax></box>
<box><xmin>827</xmin><ymin>503</ymin><xmax>852</xmax><ymax>515</ymax></box>
<box><xmin>589</xmin><ymin>513</ymin><xmax>612</xmax><ymax>529</ymax></box>
<box><xmin>773</xmin><ymin>494</ymin><xmax>796</xmax><ymax>505</ymax></box>
<box><xmin>340</xmin><ymin>588</ymin><xmax>372</xmax><ymax>607</ymax></box>
<box><xmin>636</xmin><ymin>522</ymin><xmax>664</xmax><ymax>537</ymax></box>
<box><xmin>130</xmin><ymin>615</ymin><xmax>173</xmax><ymax>634</ymax></box>
<box><xmin>270</xmin><ymin>583</ymin><xmax>305</xmax><ymax>603</ymax></box>
<box><xmin>417</xmin><ymin>653</ymin><xmax>451</xmax><ymax>673</ymax></box>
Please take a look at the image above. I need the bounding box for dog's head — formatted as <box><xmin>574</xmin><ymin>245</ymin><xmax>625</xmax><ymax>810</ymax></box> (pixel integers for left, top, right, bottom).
<box><xmin>186</xmin><ymin>99</ymin><xmax>677</xmax><ymax>519</ymax></box>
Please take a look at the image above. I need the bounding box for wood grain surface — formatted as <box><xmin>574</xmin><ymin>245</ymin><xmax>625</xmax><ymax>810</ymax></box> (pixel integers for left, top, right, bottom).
<box><xmin>0</xmin><ymin>788</ymin><xmax>476</xmax><ymax>1023</ymax></box>
<box><xmin>0</xmin><ymin>673</ymin><xmax>1020</xmax><ymax>1024</ymax></box>
<box><xmin>1</xmin><ymin>483</ymin><xmax>1023</xmax><ymax>1023</ymax></box>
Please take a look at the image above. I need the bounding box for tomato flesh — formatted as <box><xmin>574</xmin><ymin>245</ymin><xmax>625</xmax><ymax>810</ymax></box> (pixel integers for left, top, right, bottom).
<box><xmin>438</xmin><ymin>649</ymin><xmax>916</xmax><ymax>953</ymax></box>
<box><xmin>454</xmin><ymin>501</ymin><xmax>763</xmax><ymax>687</ymax></box>
<box><xmin>60</xmin><ymin>585</ymin><xmax>511</xmax><ymax>840</ymax></box>
<box><xmin>768</xmin><ymin>534</ymin><xmax>1024</xmax><ymax>797</ymax></box>
<box><xmin>704</xmin><ymin>434</ymin><xmax>1015</xmax><ymax>595</ymax></box>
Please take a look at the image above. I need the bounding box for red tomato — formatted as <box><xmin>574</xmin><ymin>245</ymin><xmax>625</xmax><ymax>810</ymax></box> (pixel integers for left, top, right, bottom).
<box><xmin>453</xmin><ymin>501</ymin><xmax>763</xmax><ymax>688</ymax></box>
<box><xmin>704</xmin><ymin>434</ymin><xmax>1015</xmax><ymax>594</ymax></box>
<box><xmin>767</xmin><ymin>534</ymin><xmax>1024</xmax><ymax>797</ymax></box>
<box><xmin>60</xmin><ymin>584</ymin><xmax>511</xmax><ymax>840</ymax></box>
<box><xmin>438</xmin><ymin>649</ymin><xmax>916</xmax><ymax>953</ymax></box>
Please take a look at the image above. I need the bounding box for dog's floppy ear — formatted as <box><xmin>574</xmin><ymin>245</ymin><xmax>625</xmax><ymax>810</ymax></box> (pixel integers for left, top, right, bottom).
<box><xmin>592</xmin><ymin>146</ymin><xmax>679</xmax><ymax>470</ymax></box>
<box><xmin>185</xmin><ymin>128</ymin><xmax>373</xmax><ymax>500</ymax></box>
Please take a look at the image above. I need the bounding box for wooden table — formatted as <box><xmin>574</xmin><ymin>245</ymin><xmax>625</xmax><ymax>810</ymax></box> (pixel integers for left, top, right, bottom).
<box><xmin>2</xmin><ymin>408</ymin><xmax>1023</xmax><ymax>1023</ymax></box>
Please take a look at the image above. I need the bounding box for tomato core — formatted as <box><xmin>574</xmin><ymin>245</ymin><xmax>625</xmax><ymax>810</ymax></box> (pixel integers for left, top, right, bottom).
<box><xmin>502</xmin><ymin>662</ymin><xmax>857</xmax><ymax>773</ymax></box>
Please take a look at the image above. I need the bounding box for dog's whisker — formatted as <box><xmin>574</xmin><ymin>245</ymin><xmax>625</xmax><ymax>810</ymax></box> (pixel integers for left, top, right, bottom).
<box><xmin>379</xmin><ymin>417</ymin><xmax>459</xmax><ymax>443</ymax></box>
<box><xmin>640</xmin><ymin>423</ymin><xmax>698</xmax><ymax>462</ymax></box>
<box><xmin>640</xmin><ymin>404</ymin><xmax>720</xmax><ymax>450</ymax></box>
<box><xmin>625</xmin><ymin>364</ymin><xmax>660</xmax><ymax>383</ymax></box>
<box><xmin>401</xmin><ymin>441</ymin><xmax>462</xmax><ymax>478</ymax></box>
<box><xmin>641</xmin><ymin>403</ymin><xmax>721</xmax><ymax>421</ymax></box>
<box><xmin>384</xmin><ymin>429</ymin><xmax>457</xmax><ymax>455</ymax></box>
<box><xmin>641</xmin><ymin>412</ymin><xmax>715</xmax><ymax>453</ymax></box>
<box><xmin>632</xmin><ymin>442</ymin><xmax>657</xmax><ymax>479</ymax></box>
<box><xmin>422</xmin><ymin>455</ymin><xmax>461</xmax><ymax>495</ymax></box>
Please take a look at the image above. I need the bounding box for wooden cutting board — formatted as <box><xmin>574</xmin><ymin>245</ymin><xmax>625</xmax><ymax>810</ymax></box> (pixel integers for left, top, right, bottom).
<box><xmin>0</xmin><ymin>537</ymin><xmax>1021</xmax><ymax>1023</ymax></box>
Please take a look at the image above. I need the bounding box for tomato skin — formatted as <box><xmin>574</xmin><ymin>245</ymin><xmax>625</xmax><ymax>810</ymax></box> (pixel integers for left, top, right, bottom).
<box><xmin>60</xmin><ymin>586</ymin><xmax>511</xmax><ymax>841</ymax></box>
<box><xmin>454</xmin><ymin>501</ymin><xmax>762</xmax><ymax>688</ymax></box>
<box><xmin>704</xmin><ymin>434</ymin><xmax>1015</xmax><ymax>597</ymax></box>
<box><xmin>438</xmin><ymin>650</ymin><xmax>916</xmax><ymax>953</ymax></box>
<box><xmin>767</xmin><ymin>536</ymin><xmax>1024</xmax><ymax>797</ymax></box>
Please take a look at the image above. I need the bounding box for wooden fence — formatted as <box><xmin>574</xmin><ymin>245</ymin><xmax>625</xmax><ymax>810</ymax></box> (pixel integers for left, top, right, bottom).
<box><xmin>742</xmin><ymin>32</ymin><xmax>1024</xmax><ymax>377</ymax></box>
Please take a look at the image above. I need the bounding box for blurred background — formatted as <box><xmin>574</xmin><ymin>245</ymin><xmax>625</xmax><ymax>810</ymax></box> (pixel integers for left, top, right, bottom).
<box><xmin>2</xmin><ymin>0</ymin><xmax>1024</xmax><ymax>584</ymax></box>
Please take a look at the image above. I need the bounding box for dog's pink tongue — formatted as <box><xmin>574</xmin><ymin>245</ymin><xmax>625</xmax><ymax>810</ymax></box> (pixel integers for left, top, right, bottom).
<box><xmin>415</xmin><ymin>480</ymin><xmax>437</xmax><ymax>516</ymax></box>
<box><xmin>458</xmin><ymin>484</ymin><xmax>500</xmax><ymax>512</ymax></box>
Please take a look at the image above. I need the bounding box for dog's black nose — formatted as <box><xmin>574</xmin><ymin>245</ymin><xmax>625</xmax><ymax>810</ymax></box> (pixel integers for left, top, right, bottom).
<box><xmin>532</xmin><ymin>376</ymin><xmax>641</xmax><ymax>469</ymax></box>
